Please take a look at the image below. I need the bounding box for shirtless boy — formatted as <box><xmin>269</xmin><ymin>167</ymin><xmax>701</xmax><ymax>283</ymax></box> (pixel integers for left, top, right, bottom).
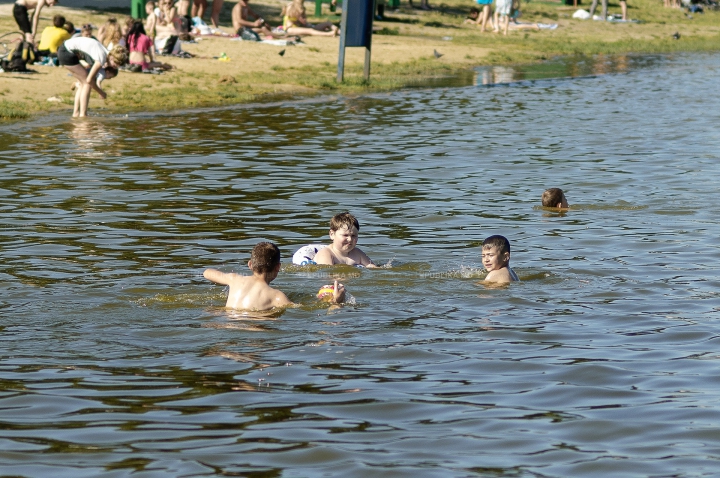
<box><xmin>313</xmin><ymin>212</ymin><xmax>377</xmax><ymax>268</ymax></box>
<box><xmin>482</xmin><ymin>235</ymin><xmax>519</xmax><ymax>283</ymax></box>
<box><xmin>14</xmin><ymin>0</ymin><xmax>57</xmax><ymax>43</ymax></box>
<box><xmin>204</xmin><ymin>242</ymin><xmax>345</xmax><ymax>310</ymax></box>
<box><xmin>232</xmin><ymin>0</ymin><xmax>276</xmax><ymax>39</ymax></box>
<box><xmin>541</xmin><ymin>188</ymin><xmax>569</xmax><ymax>209</ymax></box>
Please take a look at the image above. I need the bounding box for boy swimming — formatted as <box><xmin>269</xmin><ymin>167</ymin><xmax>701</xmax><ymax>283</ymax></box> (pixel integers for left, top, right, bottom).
<box><xmin>313</xmin><ymin>212</ymin><xmax>377</xmax><ymax>268</ymax></box>
<box><xmin>482</xmin><ymin>235</ymin><xmax>519</xmax><ymax>283</ymax></box>
<box><xmin>204</xmin><ymin>242</ymin><xmax>345</xmax><ymax>310</ymax></box>
<box><xmin>541</xmin><ymin>188</ymin><xmax>569</xmax><ymax>209</ymax></box>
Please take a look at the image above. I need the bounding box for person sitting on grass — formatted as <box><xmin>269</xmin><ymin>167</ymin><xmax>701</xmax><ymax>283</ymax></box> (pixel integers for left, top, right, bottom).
<box><xmin>126</xmin><ymin>20</ymin><xmax>174</xmax><ymax>72</ymax></box>
<box><xmin>58</xmin><ymin>36</ymin><xmax>127</xmax><ymax>117</ymax></box>
<box><xmin>282</xmin><ymin>0</ymin><xmax>339</xmax><ymax>37</ymax></box>
<box><xmin>204</xmin><ymin>242</ymin><xmax>346</xmax><ymax>310</ymax></box>
<box><xmin>232</xmin><ymin>0</ymin><xmax>277</xmax><ymax>40</ymax></box>
<box><xmin>98</xmin><ymin>17</ymin><xmax>124</xmax><ymax>48</ymax></box>
<box><xmin>37</xmin><ymin>14</ymin><xmax>71</xmax><ymax>59</ymax></box>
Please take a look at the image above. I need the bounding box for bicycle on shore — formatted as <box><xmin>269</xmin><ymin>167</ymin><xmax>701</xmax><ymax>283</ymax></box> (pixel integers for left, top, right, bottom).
<box><xmin>0</xmin><ymin>32</ymin><xmax>25</xmax><ymax>61</ymax></box>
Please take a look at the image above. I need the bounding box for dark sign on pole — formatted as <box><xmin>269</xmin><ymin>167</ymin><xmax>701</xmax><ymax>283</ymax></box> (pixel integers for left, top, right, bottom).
<box><xmin>337</xmin><ymin>0</ymin><xmax>375</xmax><ymax>82</ymax></box>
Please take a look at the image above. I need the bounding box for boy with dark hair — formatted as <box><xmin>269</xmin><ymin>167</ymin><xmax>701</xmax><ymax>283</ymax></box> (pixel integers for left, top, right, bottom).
<box><xmin>37</xmin><ymin>14</ymin><xmax>71</xmax><ymax>57</ymax></box>
<box><xmin>541</xmin><ymin>188</ymin><xmax>569</xmax><ymax>209</ymax></box>
<box><xmin>313</xmin><ymin>212</ymin><xmax>377</xmax><ymax>267</ymax></box>
<box><xmin>482</xmin><ymin>235</ymin><xmax>519</xmax><ymax>283</ymax></box>
<box><xmin>204</xmin><ymin>242</ymin><xmax>345</xmax><ymax>310</ymax></box>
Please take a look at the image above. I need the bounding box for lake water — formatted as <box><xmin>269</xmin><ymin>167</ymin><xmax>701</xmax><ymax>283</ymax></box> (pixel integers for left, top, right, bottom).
<box><xmin>1</xmin><ymin>52</ymin><xmax>719</xmax><ymax>477</ymax></box>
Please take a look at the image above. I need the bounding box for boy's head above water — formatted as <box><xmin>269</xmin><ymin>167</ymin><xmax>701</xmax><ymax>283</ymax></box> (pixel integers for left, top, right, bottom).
<box><xmin>329</xmin><ymin>212</ymin><xmax>360</xmax><ymax>253</ymax></box>
<box><xmin>330</xmin><ymin>211</ymin><xmax>360</xmax><ymax>233</ymax></box>
<box><xmin>482</xmin><ymin>235</ymin><xmax>511</xmax><ymax>272</ymax></box>
<box><xmin>542</xmin><ymin>188</ymin><xmax>569</xmax><ymax>209</ymax></box>
<box><xmin>250</xmin><ymin>242</ymin><xmax>281</xmax><ymax>275</ymax></box>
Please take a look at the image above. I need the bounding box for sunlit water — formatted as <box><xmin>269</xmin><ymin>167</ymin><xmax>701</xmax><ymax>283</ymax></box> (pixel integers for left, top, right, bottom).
<box><xmin>1</xmin><ymin>52</ymin><xmax>719</xmax><ymax>477</ymax></box>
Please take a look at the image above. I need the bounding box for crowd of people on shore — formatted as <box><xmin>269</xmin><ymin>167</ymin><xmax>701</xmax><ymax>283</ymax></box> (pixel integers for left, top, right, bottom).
<box><xmin>7</xmin><ymin>0</ymin><xmax>350</xmax><ymax>116</ymax></box>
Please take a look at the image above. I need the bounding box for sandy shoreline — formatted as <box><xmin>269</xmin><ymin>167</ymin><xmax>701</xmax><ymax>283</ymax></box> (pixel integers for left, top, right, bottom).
<box><xmin>1</xmin><ymin>0</ymin><xmax>718</xmax><ymax>119</ymax></box>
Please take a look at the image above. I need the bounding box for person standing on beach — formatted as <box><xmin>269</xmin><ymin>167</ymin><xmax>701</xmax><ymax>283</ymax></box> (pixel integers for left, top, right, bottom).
<box><xmin>13</xmin><ymin>0</ymin><xmax>57</xmax><ymax>43</ymax></box>
<box><xmin>474</xmin><ymin>0</ymin><xmax>492</xmax><ymax>32</ymax></box>
<box><xmin>210</xmin><ymin>0</ymin><xmax>224</xmax><ymax>29</ymax></box>
<box><xmin>493</xmin><ymin>0</ymin><xmax>510</xmax><ymax>35</ymax></box>
<box><xmin>588</xmin><ymin>0</ymin><xmax>627</xmax><ymax>20</ymax></box>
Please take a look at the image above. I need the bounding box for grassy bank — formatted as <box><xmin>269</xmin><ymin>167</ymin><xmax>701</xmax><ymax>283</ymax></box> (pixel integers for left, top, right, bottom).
<box><xmin>0</xmin><ymin>0</ymin><xmax>718</xmax><ymax>118</ymax></box>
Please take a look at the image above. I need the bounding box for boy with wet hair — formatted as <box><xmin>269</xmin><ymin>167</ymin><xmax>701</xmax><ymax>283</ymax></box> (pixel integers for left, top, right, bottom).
<box><xmin>204</xmin><ymin>242</ymin><xmax>345</xmax><ymax>310</ymax></box>
<box><xmin>482</xmin><ymin>235</ymin><xmax>519</xmax><ymax>283</ymax></box>
<box><xmin>313</xmin><ymin>212</ymin><xmax>377</xmax><ymax>268</ymax></box>
<box><xmin>541</xmin><ymin>188</ymin><xmax>569</xmax><ymax>209</ymax></box>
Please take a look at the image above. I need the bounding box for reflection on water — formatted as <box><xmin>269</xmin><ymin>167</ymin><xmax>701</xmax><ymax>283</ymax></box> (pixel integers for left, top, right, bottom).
<box><xmin>475</xmin><ymin>53</ymin><xmax>655</xmax><ymax>85</ymax></box>
<box><xmin>0</xmin><ymin>52</ymin><xmax>720</xmax><ymax>476</ymax></box>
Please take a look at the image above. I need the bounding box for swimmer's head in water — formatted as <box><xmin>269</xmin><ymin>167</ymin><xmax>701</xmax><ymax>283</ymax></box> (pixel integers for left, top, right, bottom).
<box><xmin>249</xmin><ymin>242</ymin><xmax>281</xmax><ymax>274</ymax></box>
<box><xmin>542</xmin><ymin>188</ymin><xmax>569</xmax><ymax>209</ymax></box>
<box><xmin>482</xmin><ymin>235</ymin><xmax>511</xmax><ymax>271</ymax></box>
<box><xmin>329</xmin><ymin>211</ymin><xmax>360</xmax><ymax>233</ymax></box>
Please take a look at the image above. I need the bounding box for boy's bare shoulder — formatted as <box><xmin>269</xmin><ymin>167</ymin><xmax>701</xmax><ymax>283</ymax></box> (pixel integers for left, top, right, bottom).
<box><xmin>484</xmin><ymin>267</ymin><xmax>518</xmax><ymax>283</ymax></box>
<box><xmin>313</xmin><ymin>247</ymin><xmax>333</xmax><ymax>263</ymax></box>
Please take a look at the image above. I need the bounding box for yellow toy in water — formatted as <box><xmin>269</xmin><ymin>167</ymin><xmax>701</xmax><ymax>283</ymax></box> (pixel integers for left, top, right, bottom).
<box><xmin>317</xmin><ymin>284</ymin><xmax>335</xmax><ymax>300</ymax></box>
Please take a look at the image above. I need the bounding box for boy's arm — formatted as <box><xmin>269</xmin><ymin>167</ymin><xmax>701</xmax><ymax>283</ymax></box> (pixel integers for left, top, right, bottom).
<box><xmin>356</xmin><ymin>249</ymin><xmax>377</xmax><ymax>268</ymax></box>
<box><xmin>31</xmin><ymin>2</ymin><xmax>45</xmax><ymax>37</ymax></box>
<box><xmin>272</xmin><ymin>290</ymin><xmax>294</xmax><ymax>308</ymax></box>
<box><xmin>203</xmin><ymin>268</ymin><xmax>233</xmax><ymax>285</ymax></box>
<box><xmin>86</xmin><ymin>62</ymin><xmax>106</xmax><ymax>98</ymax></box>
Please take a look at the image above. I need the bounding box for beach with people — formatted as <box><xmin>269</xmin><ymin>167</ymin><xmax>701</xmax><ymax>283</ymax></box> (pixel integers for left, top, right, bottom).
<box><xmin>0</xmin><ymin>0</ymin><xmax>718</xmax><ymax>118</ymax></box>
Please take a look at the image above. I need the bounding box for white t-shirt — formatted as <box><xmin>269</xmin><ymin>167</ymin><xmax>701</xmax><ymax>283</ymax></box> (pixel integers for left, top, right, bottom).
<box><xmin>64</xmin><ymin>37</ymin><xmax>109</xmax><ymax>65</ymax></box>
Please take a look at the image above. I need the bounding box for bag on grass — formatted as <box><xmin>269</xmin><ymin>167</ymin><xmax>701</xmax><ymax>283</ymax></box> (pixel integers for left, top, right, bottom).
<box><xmin>2</xmin><ymin>40</ymin><xmax>37</xmax><ymax>72</ymax></box>
<box><xmin>239</xmin><ymin>27</ymin><xmax>261</xmax><ymax>41</ymax></box>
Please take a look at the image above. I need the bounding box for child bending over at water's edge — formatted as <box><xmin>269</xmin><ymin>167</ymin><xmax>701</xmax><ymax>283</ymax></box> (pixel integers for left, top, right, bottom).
<box><xmin>204</xmin><ymin>242</ymin><xmax>346</xmax><ymax>311</ymax></box>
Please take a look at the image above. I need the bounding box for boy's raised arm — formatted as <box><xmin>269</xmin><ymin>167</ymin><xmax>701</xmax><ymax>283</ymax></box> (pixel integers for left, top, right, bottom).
<box><xmin>203</xmin><ymin>268</ymin><xmax>233</xmax><ymax>285</ymax></box>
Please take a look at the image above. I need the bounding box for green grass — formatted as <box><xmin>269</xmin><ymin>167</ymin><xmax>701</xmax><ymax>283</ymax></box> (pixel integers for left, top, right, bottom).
<box><xmin>0</xmin><ymin>101</ymin><xmax>29</xmax><ymax>120</ymax></box>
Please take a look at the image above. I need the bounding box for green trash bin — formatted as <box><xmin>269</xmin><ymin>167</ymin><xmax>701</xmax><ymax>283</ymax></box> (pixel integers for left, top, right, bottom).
<box><xmin>131</xmin><ymin>0</ymin><xmax>147</xmax><ymax>19</ymax></box>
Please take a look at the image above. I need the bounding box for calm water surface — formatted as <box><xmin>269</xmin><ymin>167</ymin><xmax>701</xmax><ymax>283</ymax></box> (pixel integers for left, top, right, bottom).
<box><xmin>1</xmin><ymin>52</ymin><xmax>719</xmax><ymax>477</ymax></box>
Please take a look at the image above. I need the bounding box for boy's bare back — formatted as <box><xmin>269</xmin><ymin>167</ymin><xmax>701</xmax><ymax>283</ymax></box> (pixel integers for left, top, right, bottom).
<box><xmin>203</xmin><ymin>269</ymin><xmax>291</xmax><ymax>310</ymax></box>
